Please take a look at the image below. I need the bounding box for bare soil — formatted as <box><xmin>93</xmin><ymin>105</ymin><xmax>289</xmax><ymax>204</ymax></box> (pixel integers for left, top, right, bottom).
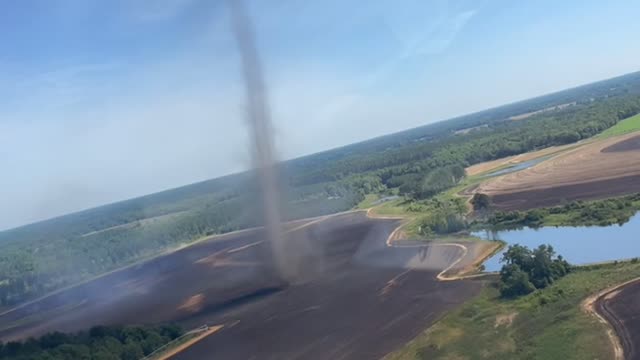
<box><xmin>465</xmin><ymin>143</ymin><xmax>578</xmax><ymax>176</ymax></box>
<box><xmin>473</xmin><ymin>133</ymin><xmax>640</xmax><ymax>210</ymax></box>
<box><xmin>593</xmin><ymin>278</ymin><xmax>640</xmax><ymax>360</ymax></box>
<box><xmin>602</xmin><ymin>134</ymin><xmax>640</xmax><ymax>153</ymax></box>
<box><xmin>0</xmin><ymin>212</ymin><xmax>485</xmax><ymax>360</ymax></box>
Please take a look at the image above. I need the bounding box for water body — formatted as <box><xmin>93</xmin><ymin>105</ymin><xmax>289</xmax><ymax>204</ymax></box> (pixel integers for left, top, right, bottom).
<box><xmin>484</xmin><ymin>156</ymin><xmax>550</xmax><ymax>177</ymax></box>
<box><xmin>475</xmin><ymin>213</ymin><xmax>640</xmax><ymax>272</ymax></box>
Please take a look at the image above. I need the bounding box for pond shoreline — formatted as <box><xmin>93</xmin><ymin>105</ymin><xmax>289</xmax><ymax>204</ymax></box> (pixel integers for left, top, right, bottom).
<box><xmin>474</xmin><ymin>213</ymin><xmax>640</xmax><ymax>272</ymax></box>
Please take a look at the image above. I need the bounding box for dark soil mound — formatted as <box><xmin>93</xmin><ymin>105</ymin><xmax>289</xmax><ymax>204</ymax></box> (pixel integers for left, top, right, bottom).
<box><xmin>602</xmin><ymin>134</ymin><xmax>640</xmax><ymax>153</ymax></box>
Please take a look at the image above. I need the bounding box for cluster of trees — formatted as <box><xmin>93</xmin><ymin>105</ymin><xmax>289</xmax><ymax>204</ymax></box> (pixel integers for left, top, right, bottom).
<box><xmin>471</xmin><ymin>193</ymin><xmax>490</xmax><ymax>211</ymax></box>
<box><xmin>397</xmin><ymin>165</ymin><xmax>466</xmax><ymax>199</ymax></box>
<box><xmin>0</xmin><ymin>325</ymin><xmax>182</xmax><ymax>360</ymax></box>
<box><xmin>488</xmin><ymin>209</ymin><xmax>546</xmax><ymax>228</ymax></box>
<box><xmin>553</xmin><ymin>195</ymin><xmax>640</xmax><ymax>226</ymax></box>
<box><xmin>487</xmin><ymin>194</ymin><xmax>640</xmax><ymax>229</ymax></box>
<box><xmin>499</xmin><ymin>244</ymin><xmax>571</xmax><ymax>298</ymax></box>
<box><xmin>419</xmin><ymin>212</ymin><xmax>467</xmax><ymax>236</ymax></box>
<box><xmin>414</xmin><ymin>197</ymin><xmax>468</xmax><ymax>236</ymax></box>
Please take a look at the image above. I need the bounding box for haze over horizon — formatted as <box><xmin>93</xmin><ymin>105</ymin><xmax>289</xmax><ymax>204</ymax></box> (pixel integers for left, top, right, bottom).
<box><xmin>2</xmin><ymin>0</ymin><xmax>640</xmax><ymax>230</ymax></box>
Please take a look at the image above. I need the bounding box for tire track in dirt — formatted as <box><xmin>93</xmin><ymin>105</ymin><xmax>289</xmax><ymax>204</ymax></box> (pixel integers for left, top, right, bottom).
<box><xmin>584</xmin><ymin>277</ymin><xmax>640</xmax><ymax>360</ymax></box>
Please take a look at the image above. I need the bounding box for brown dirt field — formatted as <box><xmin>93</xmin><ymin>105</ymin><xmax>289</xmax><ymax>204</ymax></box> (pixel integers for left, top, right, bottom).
<box><xmin>178</xmin><ymin>294</ymin><xmax>205</xmax><ymax>313</ymax></box>
<box><xmin>465</xmin><ymin>143</ymin><xmax>579</xmax><ymax>176</ymax></box>
<box><xmin>474</xmin><ymin>133</ymin><xmax>640</xmax><ymax>210</ymax></box>
<box><xmin>0</xmin><ymin>212</ymin><xmax>487</xmax><ymax>360</ymax></box>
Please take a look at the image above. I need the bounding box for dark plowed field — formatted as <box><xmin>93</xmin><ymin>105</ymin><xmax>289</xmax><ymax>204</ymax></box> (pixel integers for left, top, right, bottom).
<box><xmin>596</xmin><ymin>279</ymin><xmax>640</xmax><ymax>360</ymax></box>
<box><xmin>489</xmin><ymin>174</ymin><xmax>640</xmax><ymax>211</ymax></box>
<box><xmin>602</xmin><ymin>134</ymin><xmax>640</xmax><ymax>153</ymax></box>
<box><xmin>0</xmin><ymin>212</ymin><xmax>482</xmax><ymax>359</ymax></box>
<box><xmin>476</xmin><ymin>132</ymin><xmax>640</xmax><ymax>211</ymax></box>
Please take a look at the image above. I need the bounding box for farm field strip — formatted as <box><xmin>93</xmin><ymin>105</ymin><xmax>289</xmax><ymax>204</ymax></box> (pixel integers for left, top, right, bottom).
<box><xmin>470</xmin><ymin>133</ymin><xmax>640</xmax><ymax>210</ymax></box>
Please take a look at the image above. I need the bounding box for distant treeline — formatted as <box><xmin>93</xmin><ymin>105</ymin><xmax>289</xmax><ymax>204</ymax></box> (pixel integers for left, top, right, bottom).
<box><xmin>1</xmin><ymin>72</ymin><xmax>640</xmax><ymax>307</ymax></box>
<box><xmin>289</xmin><ymin>94</ymin><xmax>640</xmax><ymax>198</ymax></box>
<box><xmin>0</xmin><ymin>325</ymin><xmax>182</xmax><ymax>360</ymax></box>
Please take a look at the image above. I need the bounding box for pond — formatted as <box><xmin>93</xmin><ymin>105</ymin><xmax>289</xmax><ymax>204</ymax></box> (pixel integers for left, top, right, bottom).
<box><xmin>483</xmin><ymin>156</ymin><xmax>550</xmax><ymax>177</ymax></box>
<box><xmin>474</xmin><ymin>213</ymin><xmax>640</xmax><ymax>272</ymax></box>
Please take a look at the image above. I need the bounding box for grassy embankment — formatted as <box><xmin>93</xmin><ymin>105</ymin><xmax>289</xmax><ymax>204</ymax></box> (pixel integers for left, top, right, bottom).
<box><xmin>358</xmin><ymin>189</ymin><xmax>493</xmax><ymax>245</ymax></box>
<box><xmin>387</xmin><ymin>260</ymin><xmax>640</xmax><ymax>360</ymax></box>
<box><xmin>361</xmin><ymin>195</ymin><xmax>450</xmax><ymax>237</ymax></box>
<box><xmin>597</xmin><ymin>112</ymin><xmax>640</xmax><ymax>138</ymax></box>
<box><xmin>144</xmin><ymin>325</ymin><xmax>223</xmax><ymax>360</ymax></box>
<box><xmin>358</xmin><ymin>191</ymin><xmax>504</xmax><ymax>281</ymax></box>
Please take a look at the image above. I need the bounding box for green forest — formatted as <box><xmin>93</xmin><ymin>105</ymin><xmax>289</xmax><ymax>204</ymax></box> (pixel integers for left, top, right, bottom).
<box><xmin>1</xmin><ymin>71</ymin><xmax>640</xmax><ymax>308</ymax></box>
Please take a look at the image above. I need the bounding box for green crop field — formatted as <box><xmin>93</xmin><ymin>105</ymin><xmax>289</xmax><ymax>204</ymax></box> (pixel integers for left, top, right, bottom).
<box><xmin>598</xmin><ymin>112</ymin><xmax>640</xmax><ymax>138</ymax></box>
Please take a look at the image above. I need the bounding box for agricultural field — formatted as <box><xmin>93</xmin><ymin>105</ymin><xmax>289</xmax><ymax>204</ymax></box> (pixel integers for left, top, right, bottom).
<box><xmin>473</xmin><ymin>132</ymin><xmax>640</xmax><ymax>210</ymax></box>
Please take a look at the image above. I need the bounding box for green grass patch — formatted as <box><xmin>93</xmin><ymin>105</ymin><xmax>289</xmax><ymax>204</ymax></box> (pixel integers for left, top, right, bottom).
<box><xmin>386</xmin><ymin>261</ymin><xmax>640</xmax><ymax>360</ymax></box>
<box><xmin>598</xmin><ymin>112</ymin><xmax>640</xmax><ymax>138</ymax></box>
<box><xmin>355</xmin><ymin>194</ymin><xmax>381</xmax><ymax>209</ymax></box>
<box><xmin>368</xmin><ymin>198</ymin><xmax>412</xmax><ymax>217</ymax></box>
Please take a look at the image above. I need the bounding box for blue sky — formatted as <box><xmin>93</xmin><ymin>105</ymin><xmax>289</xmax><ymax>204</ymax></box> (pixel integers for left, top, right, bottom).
<box><xmin>1</xmin><ymin>0</ymin><xmax>639</xmax><ymax>230</ymax></box>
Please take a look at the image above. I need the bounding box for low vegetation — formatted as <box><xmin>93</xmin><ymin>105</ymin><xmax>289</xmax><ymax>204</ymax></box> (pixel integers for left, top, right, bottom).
<box><xmin>395</xmin><ymin>165</ymin><xmax>466</xmax><ymax>199</ymax></box>
<box><xmin>0</xmin><ymin>325</ymin><xmax>183</xmax><ymax>360</ymax></box>
<box><xmin>485</xmin><ymin>193</ymin><xmax>640</xmax><ymax>229</ymax></box>
<box><xmin>386</xmin><ymin>261</ymin><xmax>640</xmax><ymax>360</ymax></box>
<box><xmin>407</xmin><ymin>196</ymin><xmax>467</xmax><ymax>235</ymax></box>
